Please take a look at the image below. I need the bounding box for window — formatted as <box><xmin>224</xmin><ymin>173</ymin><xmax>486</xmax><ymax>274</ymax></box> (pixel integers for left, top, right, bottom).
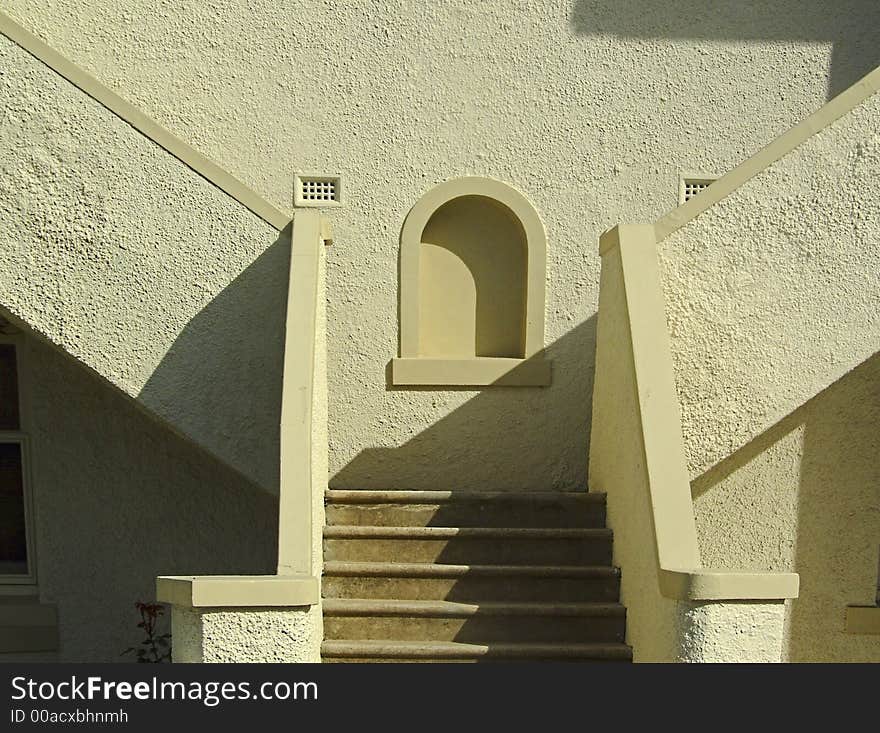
<box><xmin>0</xmin><ymin>338</ymin><xmax>35</xmax><ymax>585</ymax></box>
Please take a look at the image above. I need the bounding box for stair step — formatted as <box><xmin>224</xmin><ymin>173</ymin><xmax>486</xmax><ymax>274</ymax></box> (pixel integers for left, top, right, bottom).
<box><xmin>326</xmin><ymin>490</ymin><xmax>606</xmax><ymax>503</ymax></box>
<box><xmin>325</xmin><ymin>490</ymin><xmax>605</xmax><ymax>528</ymax></box>
<box><xmin>321</xmin><ymin>639</ymin><xmax>632</xmax><ymax>663</ymax></box>
<box><xmin>323</xmin><ymin>598</ymin><xmax>625</xmax><ymax>643</ymax></box>
<box><xmin>322</xmin><ymin>561</ymin><xmax>621</xmax><ymax>602</ymax></box>
<box><xmin>323</xmin><ymin>598</ymin><xmax>624</xmax><ymax>617</ymax></box>
<box><xmin>323</xmin><ymin>526</ymin><xmax>613</xmax><ymax>565</ymax></box>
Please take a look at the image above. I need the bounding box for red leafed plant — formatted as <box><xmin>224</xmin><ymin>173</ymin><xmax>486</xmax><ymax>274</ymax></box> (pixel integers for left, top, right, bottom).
<box><xmin>121</xmin><ymin>601</ymin><xmax>171</xmax><ymax>663</ymax></box>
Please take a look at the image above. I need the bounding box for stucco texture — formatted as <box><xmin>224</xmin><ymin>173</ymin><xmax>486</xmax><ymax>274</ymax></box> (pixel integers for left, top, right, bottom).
<box><xmin>4</xmin><ymin>1</ymin><xmax>878</xmax><ymax>492</ymax></box>
<box><xmin>676</xmin><ymin>602</ymin><xmax>785</xmax><ymax>663</ymax></box>
<box><xmin>591</xmin><ymin>241</ymin><xmax>787</xmax><ymax>662</ymax></box>
<box><xmin>659</xmin><ymin>93</ymin><xmax>880</xmax><ymax>661</ymax></box>
<box><xmin>0</xmin><ymin>33</ymin><xmax>285</xmax><ymax>494</ymax></box>
<box><xmin>172</xmin><ymin>606</ymin><xmax>320</xmax><ymax>663</ymax></box>
<box><xmin>15</xmin><ymin>332</ymin><xmax>276</xmax><ymax>662</ymax></box>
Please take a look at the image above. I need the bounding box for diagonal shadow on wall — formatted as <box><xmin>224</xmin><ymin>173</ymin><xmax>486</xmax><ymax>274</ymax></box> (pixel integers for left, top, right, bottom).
<box><xmin>138</xmin><ymin>228</ymin><xmax>291</xmax><ymax>495</ymax></box>
<box><xmin>570</xmin><ymin>0</ymin><xmax>880</xmax><ymax>98</ymax></box>
<box><xmin>690</xmin><ymin>351</ymin><xmax>880</xmax><ymax>661</ymax></box>
<box><xmin>332</xmin><ymin>315</ymin><xmax>598</xmax><ymax>492</ymax></box>
<box><xmin>6</xmin><ymin>313</ymin><xmax>277</xmax><ymax>661</ymax></box>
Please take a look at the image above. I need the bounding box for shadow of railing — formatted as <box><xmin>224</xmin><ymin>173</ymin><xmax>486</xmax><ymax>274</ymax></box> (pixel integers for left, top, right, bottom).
<box><xmin>691</xmin><ymin>350</ymin><xmax>880</xmax><ymax>662</ymax></box>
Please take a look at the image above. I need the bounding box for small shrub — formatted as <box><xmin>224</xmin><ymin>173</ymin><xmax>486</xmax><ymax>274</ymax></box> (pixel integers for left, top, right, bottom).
<box><xmin>121</xmin><ymin>601</ymin><xmax>171</xmax><ymax>663</ymax></box>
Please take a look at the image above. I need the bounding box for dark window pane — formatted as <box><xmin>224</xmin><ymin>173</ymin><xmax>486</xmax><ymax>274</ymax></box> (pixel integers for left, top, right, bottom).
<box><xmin>0</xmin><ymin>345</ymin><xmax>20</xmax><ymax>431</ymax></box>
<box><xmin>0</xmin><ymin>442</ymin><xmax>27</xmax><ymax>574</ymax></box>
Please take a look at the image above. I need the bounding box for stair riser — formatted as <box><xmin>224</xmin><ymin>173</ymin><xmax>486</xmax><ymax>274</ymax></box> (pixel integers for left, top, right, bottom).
<box><xmin>322</xmin><ymin>576</ymin><xmax>621</xmax><ymax>602</ymax></box>
<box><xmin>323</xmin><ymin>538</ymin><xmax>613</xmax><ymax>565</ymax></box>
<box><xmin>322</xmin><ymin>656</ymin><xmax>632</xmax><ymax>663</ymax></box>
<box><xmin>324</xmin><ymin>615</ymin><xmax>625</xmax><ymax>643</ymax></box>
<box><xmin>326</xmin><ymin>503</ymin><xmax>605</xmax><ymax>529</ymax></box>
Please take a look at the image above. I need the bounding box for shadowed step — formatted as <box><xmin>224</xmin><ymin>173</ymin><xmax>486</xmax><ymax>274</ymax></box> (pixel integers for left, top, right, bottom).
<box><xmin>325</xmin><ymin>490</ymin><xmax>606</xmax><ymax>528</ymax></box>
<box><xmin>321</xmin><ymin>639</ymin><xmax>633</xmax><ymax>663</ymax></box>
<box><xmin>322</xmin><ymin>561</ymin><xmax>621</xmax><ymax>602</ymax></box>
<box><xmin>323</xmin><ymin>598</ymin><xmax>626</xmax><ymax>643</ymax></box>
<box><xmin>323</xmin><ymin>526</ymin><xmax>614</xmax><ymax>565</ymax></box>
<box><xmin>321</xmin><ymin>488</ymin><xmax>629</xmax><ymax>662</ymax></box>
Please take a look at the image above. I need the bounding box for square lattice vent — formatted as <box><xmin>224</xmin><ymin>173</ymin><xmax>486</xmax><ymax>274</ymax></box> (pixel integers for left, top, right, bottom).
<box><xmin>294</xmin><ymin>174</ymin><xmax>343</xmax><ymax>207</ymax></box>
<box><xmin>680</xmin><ymin>175</ymin><xmax>718</xmax><ymax>205</ymax></box>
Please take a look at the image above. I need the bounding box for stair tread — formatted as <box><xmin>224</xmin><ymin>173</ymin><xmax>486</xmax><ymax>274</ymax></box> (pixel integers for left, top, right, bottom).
<box><xmin>321</xmin><ymin>639</ymin><xmax>632</xmax><ymax>659</ymax></box>
<box><xmin>326</xmin><ymin>490</ymin><xmax>605</xmax><ymax>504</ymax></box>
<box><xmin>323</xmin><ymin>598</ymin><xmax>624</xmax><ymax>617</ymax></box>
<box><xmin>323</xmin><ymin>561</ymin><xmax>619</xmax><ymax>578</ymax></box>
<box><xmin>324</xmin><ymin>526</ymin><xmax>612</xmax><ymax>539</ymax></box>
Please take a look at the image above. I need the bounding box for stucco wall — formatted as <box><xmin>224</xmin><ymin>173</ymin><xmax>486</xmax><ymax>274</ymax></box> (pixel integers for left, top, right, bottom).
<box><xmin>16</xmin><ymin>333</ymin><xmax>276</xmax><ymax>662</ymax></box>
<box><xmin>0</xmin><ymin>33</ymin><xmax>284</xmax><ymax>494</ymax></box>
<box><xmin>172</xmin><ymin>607</ymin><xmax>320</xmax><ymax>663</ymax></box>
<box><xmin>591</xmin><ymin>237</ymin><xmax>789</xmax><ymax>663</ymax></box>
<box><xmin>659</xmin><ymin>92</ymin><xmax>880</xmax><ymax>661</ymax></box>
<box><xmin>4</xmin><ymin>2</ymin><xmax>878</xmax><ymax>492</ymax></box>
<box><xmin>676</xmin><ymin>602</ymin><xmax>785</xmax><ymax>663</ymax></box>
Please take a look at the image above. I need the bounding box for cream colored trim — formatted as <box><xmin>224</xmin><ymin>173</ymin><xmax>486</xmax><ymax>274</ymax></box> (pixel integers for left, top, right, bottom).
<box><xmin>660</xmin><ymin>569</ymin><xmax>798</xmax><ymax>601</ymax></box>
<box><xmin>399</xmin><ymin>176</ymin><xmax>547</xmax><ymax>362</ymax></box>
<box><xmin>844</xmin><ymin>605</ymin><xmax>880</xmax><ymax>634</ymax></box>
<box><xmin>276</xmin><ymin>210</ymin><xmax>326</xmax><ymax>576</ymax></box>
<box><xmin>596</xmin><ymin>225</ymin><xmax>798</xmax><ymax>601</ymax></box>
<box><xmin>156</xmin><ymin>576</ymin><xmax>318</xmax><ymax>608</ymax></box>
<box><xmin>655</xmin><ymin>65</ymin><xmax>880</xmax><ymax>242</ymax></box>
<box><xmin>0</xmin><ymin>12</ymin><xmax>288</xmax><ymax>231</ymax></box>
<box><xmin>391</xmin><ymin>356</ymin><xmax>551</xmax><ymax>387</ymax></box>
<box><xmin>0</xmin><ymin>602</ymin><xmax>58</xmax><ymax>652</ymax></box>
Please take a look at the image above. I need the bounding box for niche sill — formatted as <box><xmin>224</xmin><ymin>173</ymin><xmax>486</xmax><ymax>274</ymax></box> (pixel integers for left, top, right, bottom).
<box><xmin>845</xmin><ymin>605</ymin><xmax>880</xmax><ymax>634</ymax></box>
<box><xmin>391</xmin><ymin>357</ymin><xmax>551</xmax><ymax>387</ymax></box>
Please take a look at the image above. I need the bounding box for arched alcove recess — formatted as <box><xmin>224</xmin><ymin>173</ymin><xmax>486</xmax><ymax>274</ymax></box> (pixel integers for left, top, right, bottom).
<box><xmin>392</xmin><ymin>177</ymin><xmax>551</xmax><ymax>387</ymax></box>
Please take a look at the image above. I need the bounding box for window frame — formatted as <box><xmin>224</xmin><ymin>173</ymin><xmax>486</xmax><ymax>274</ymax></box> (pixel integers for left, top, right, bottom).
<box><xmin>0</xmin><ymin>334</ymin><xmax>37</xmax><ymax>587</ymax></box>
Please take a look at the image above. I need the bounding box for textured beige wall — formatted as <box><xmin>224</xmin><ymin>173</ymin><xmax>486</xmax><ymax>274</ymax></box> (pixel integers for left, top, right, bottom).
<box><xmin>172</xmin><ymin>606</ymin><xmax>320</xmax><ymax>663</ymax></box>
<box><xmin>0</xmin><ymin>34</ymin><xmax>284</xmax><ymax>494</ymax></box>
<box><xmin>17</xmin><ymin>333</ymin><xmax>276</xmax><ymax>662</ymax></box>
<box><xmin>4</xmin><ymin>1</ymin><xmax>877</xmax><ymax>491</ymax></box>
<box><xmin>660</xmin><ymin>93</ymin><xmax>880</xmax><ymax>661</ymax></box>
<box><xmin>676</xmin><ymin>602</ymin><xmax>786</xmax><ymax>663</ymax></box>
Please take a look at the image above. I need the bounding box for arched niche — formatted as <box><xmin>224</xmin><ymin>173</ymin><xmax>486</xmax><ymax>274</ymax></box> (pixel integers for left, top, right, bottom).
<box><xmin>392</xmin><ymin>177</ymin><xmax>551</xmax><ymax>387</ymax></box>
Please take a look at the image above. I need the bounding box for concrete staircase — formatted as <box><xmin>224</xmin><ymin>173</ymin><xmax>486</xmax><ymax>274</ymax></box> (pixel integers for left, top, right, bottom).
<box><xmin>321</xmin><ymin>490</ymin><xmax>631</xmax><ymax>663</ymax></box>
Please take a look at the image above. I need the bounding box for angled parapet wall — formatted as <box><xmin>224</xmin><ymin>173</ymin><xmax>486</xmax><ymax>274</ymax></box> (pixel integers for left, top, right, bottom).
<box><xmin>157</xmin><ymin>211</ymin><xmax>330</xmax><ymax>663</ymax></box>
<box><xmin>0</xmin><ymin>29</ymin><xmax>287</xmax><ymax>493</ymax></box>
<box><xmin>655</xmin><ymin>68</ymin><xmax>880</xmax><ymax>661</ymax></box>
<box><xmin>590</xmin><ymin>225</ymin><xmax>796</xmax><ymax>663</ymax></box>
<box><xmin>0</xmin><ymin>22</ymin><xmax>328</xmax><ymax>661</ymax></box>
<box><xmin>657</xmin><ymin>73</ymin><xmax>880</xmax><ymax>481</ymax></box>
